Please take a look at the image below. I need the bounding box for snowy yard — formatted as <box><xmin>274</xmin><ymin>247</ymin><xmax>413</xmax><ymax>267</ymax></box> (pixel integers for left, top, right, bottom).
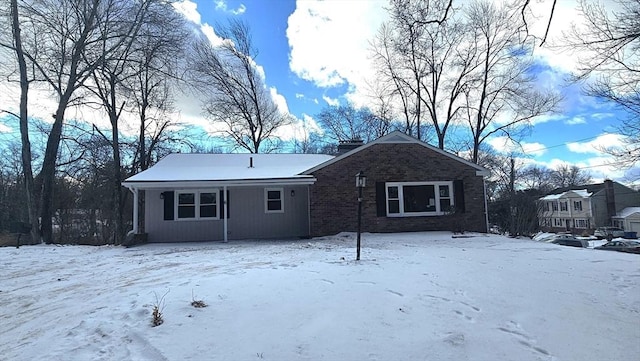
<box><xmin>1</xmin><ymin>232</ymin><xmax>638</xmax><ymax>361</ymax></box>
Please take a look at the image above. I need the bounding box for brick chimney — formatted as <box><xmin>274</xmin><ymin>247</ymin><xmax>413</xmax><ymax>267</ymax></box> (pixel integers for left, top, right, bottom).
<box><xmin>604</xmin><ymin>179</ymin><xmax>616</xmax><ymax>223</ymax></box>
<box><xmin>337</xmin><ymin>139</ymin><xmax>364</xmax><ymax>155</ymax></box>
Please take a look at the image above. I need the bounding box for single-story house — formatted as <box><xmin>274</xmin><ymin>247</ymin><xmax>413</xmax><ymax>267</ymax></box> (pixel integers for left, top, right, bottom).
<box><xmin>538</xmin><ymin>180</ymin><xmax>640</xmax><ymax>234</ymax></box>
<box><xmin>122</xmin><ymin>131</ymin><xmax>490</xmax><ymax>242</ymax></box>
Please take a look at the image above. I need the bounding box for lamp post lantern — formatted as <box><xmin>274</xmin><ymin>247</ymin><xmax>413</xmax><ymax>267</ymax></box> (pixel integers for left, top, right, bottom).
<box><xmin>355</xmin><ymin>171</ymin><xmax>366</xmax><ymax>260</ymax></box>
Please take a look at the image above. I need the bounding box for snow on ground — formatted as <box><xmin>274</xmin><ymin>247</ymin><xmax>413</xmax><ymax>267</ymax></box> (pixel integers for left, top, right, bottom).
<box><xmin>1</xmin><ymin>232</ymin><xmax>638</xmax><ymax>361</ymax></box>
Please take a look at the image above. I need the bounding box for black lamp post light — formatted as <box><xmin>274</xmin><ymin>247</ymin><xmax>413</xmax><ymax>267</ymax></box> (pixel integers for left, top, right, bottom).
<box><xmin>355</xmin><ymin>170</ymin><xmax>367</xmax><ymax>261</ymax></box>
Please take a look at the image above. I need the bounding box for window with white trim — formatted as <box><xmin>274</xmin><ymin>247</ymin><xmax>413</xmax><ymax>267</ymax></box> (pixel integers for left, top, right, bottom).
<box><xmin>265</xmin><ymin>188</ymin><xmax>284</xmax><ymax>213</ymax></box>
<box><xmin>386</xmin><ymin>182</ymin><xmax>453</xmax><ymax>216</ymax></box>
<box><xmin>575</xmin><ymin>219</ymin><xmax>587</xmax><ymax>228</ymax></box>
<box><xmin>573</xmin><ymin>200</ymin><xmax>583</xmax><ymax>211</ymax></box>
<box><xmin>560</xmin><ymin>202</ymin><xmax>568</xmax><ymax>211</ymax></box>
<box><xmin>176</xmin><ymin>190</ymin><xmax>218</xmax><ymax>220</ymax></box>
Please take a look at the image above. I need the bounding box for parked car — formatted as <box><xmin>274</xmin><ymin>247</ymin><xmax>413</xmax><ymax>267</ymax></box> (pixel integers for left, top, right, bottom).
<box><xmin>542</xmin><ymin>233</ymin><xmax>577</xmax><ymax>242</ymax></box>
<box><xmin>549</xmin><ymin>238</ymin><xmax>590</xmax><ymax>248</ymax></box>
<box><xmin>594</xmin><ymin>240</ymin><xmax>640</xmax><ymax>254</ymax></box>
<box><xmin>594</xmin><ymin>227</ymin><xmax>625</xmax><ymax>239</ymax></box>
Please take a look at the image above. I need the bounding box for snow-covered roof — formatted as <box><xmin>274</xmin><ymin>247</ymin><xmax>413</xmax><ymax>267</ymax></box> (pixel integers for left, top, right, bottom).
<box><xmin>614</xmin><ymin>207</ymin><xmax>640</xmax><ymax>219</ymax></box>
<box><xmin>123</xmin><ymin>153</ymin><xmax>334</xmax><ymax>188</ymax></box>
<box><xmin>540</xmin><ymin>189</ymin><xmax>592</xmax><ymax>201</ymax></box>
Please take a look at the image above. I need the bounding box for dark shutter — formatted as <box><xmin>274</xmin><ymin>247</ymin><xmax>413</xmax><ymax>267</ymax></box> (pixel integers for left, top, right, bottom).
<box><xmin>453</xmin><ymin>180</ymin><xmax>465</xmax><ymax>213</ymax></box>
<box><xmin>163</xmin><ymin>191</ymin><xmax>174</xmax><ymax>220</ymax></box>
<box><xmin>376</xmin><ymin>182</ymin><xmax>386</xmax><ymax>217</ymax></box>
<box><xmin>220</xmin><ymin>190</ymin><xmax>229</xmax><ymax>219</ymax></box>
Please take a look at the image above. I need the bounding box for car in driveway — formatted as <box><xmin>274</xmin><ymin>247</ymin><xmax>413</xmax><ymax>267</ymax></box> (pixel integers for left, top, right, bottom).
<box><xmin>549</xmin><ymin>237</ymin><xmax>590</xmax><ymax>248</ymax></box>
<box><xmin>594</xmin><ymin>240</ymin><xmax>640</xmax><ymax>254</ymax></box>
<box><xmin>594</xmin><ymin>227</ymin><xmax>625</xmax><ymax>239</ymax></box>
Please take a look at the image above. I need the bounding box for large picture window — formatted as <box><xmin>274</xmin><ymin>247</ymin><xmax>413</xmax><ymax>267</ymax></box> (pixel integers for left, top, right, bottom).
<box><xmin>386</xmin><ymin>182</ymin><xmax>454</xmax><ymax>216</ymax></box>
<box><xmin>176</xmin><ymin>190</ymin><xmax>218</xmax><ymax>220</ymax></box>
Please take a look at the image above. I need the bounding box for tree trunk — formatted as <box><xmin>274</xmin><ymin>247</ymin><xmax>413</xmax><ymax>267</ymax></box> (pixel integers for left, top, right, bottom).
<box><xmin>39</xmin><ymin>101</ymin><xmax>68</xmax><ymax>244</ymax></box>
<box><xmin>11</xmin><ymin>0</ymin><xmax>41</xmax><ymax>243</ymax></box>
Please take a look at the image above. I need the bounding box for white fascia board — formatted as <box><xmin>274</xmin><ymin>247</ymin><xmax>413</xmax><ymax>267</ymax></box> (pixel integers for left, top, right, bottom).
<box><xmin>123</xmin><ymin>177</ymin><xmax>317</xmax><ymax>190</ymax></box>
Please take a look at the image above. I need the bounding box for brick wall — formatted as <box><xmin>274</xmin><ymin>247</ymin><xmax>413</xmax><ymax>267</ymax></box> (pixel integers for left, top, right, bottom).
<box><xmin>309</xmin><ymin>143</ymin><xmax>487</xmax><ymax>236</ymax></box>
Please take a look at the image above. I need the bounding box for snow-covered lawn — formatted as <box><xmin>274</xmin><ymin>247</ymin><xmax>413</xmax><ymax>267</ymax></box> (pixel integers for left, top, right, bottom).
<box><xmin>1</xmin><ymin>232</ymin><xmax>638</xmax><ymax>361</ymax></box>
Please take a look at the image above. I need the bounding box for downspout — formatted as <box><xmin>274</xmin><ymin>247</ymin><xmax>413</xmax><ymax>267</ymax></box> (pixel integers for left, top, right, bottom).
<box><xmin>483</xmin><ymin>178</ymin><xmax>489</xmax><ymax>232</ymax></box>
<box><xmin>223</xmin><ymin>185</ymin><xmax>228</xmax><ymax>243</ymax></box>
<box><xmin>307</xmin><ymin>186</ymin><xmax>312</xmax><ymax>237</ymax></box>
<box><xmin>126</xmin><ymin>186</ymin><xmax>138</xmax><ymax>234</ymax></box>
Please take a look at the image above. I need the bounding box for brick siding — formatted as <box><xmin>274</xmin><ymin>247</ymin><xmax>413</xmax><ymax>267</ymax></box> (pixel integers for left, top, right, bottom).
<box><xmin>309</xmin><ymin>143</ymin><xmax>488</xmax><ymax>236</ymax></box>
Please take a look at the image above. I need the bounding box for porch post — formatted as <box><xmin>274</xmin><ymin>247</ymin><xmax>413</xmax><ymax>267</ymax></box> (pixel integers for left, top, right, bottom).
<box><xmin>132</xmin><ymin>187</ymin><xmax>139</xmax><ymax>234</ymax></box>
<box><xmin>223</xmin><ymin>185</ymin><xmax>228</xmax><ymax>243</ymax></box>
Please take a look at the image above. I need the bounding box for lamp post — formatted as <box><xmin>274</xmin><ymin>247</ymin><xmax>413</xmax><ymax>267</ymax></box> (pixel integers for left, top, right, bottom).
<box><xmin>355</xmin><ymin>171</ymin><xmax>366</xmax><ymax>261</ymax></box>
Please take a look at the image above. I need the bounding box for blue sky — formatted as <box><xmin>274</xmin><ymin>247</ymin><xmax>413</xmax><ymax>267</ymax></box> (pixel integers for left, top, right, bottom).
<box><xmin>0</xmin><ymin>0</ymin><xmax>637</xmax><ymax>186</ymax></box>
<box><xmin>171</xmin><ymin>0</ymin><xmax>636</xmax><ymax>185</ymax></box>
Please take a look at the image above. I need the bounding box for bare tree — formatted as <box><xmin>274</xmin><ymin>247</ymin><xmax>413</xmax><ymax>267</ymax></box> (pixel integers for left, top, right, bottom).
<box><xmin>463</xmin><ymin>0</ymin><xmax>561</xmax><ymax>164</ymax></box>
<box><xmin>188</xmin><ymin>20</ymin><xmax>290</xmax><ymax>153</ymax></box>
<box><xmin>381</xmin><ymin>0</ymin><xmax>476</xmax><ymax>149</ymax></box>
<box><xmin>565</xmin><ymin>0</ymin><xmax>639</xmax><ymax>167</ymax></box>
<box><xmin>370</xmin><ymin>16</ymin><xmax>426</xmax><ymax>139</ymax></box>
<box><xmin>549</xmin><ymin>164</ymin><xmax>592</xmax><ymax>189</ymax></box>
<box><xmin>0</xmin><ymin>0</ymin><xmax>41</xmax><ymax>242</ymax></box>
<box><xmin>519</xmin><ymin>165</ymin><xmax>554</xmax><ymax>193</ymax></box>
<box><xmin>315</xmin><ymin>103</ymin><xmax>391</xmax><ymax>144</ymax></box>
<box><xmin>126</xmin><ymin>2</ymin><xmax>188</xmax><ymax>171</ymax></box>
<box><xmin>3</xmin><ymin>0</ymin><xmax>145</xmax><ymax>243</ymax></box>
<box><xmin>82</xmin><ymin>0</ymin><xmax>157</xmax><ymax>243</ymax></box>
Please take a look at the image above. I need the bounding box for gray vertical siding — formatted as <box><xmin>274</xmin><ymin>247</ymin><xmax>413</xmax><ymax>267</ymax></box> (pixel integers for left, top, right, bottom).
<box><xmin>145</xmin><ymin>186</ymin><xmax>310</xmax><ymax>242</ymax></box>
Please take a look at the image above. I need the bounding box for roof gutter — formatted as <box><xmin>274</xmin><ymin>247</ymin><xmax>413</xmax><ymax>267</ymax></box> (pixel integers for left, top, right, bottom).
<box><xmin>122</xmin><ymin>177</ymin><xmax>318</xmax><ymax>190</ymax></box>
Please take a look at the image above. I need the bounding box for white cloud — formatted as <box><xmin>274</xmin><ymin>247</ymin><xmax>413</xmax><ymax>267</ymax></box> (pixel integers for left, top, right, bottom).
<box><xmin>322</xmin><ymin>95</ymin><xmax>339</xmax><ymax>107</ymax></box>
<box><xmin>215</xmin><ymin>0</ymin><xmax>246</xmax><ymax>15</ymax></box>
<box><xmin>273</xmin><ymin>113</ymin><xmax>323</xmax><ymax>142</ymax></box>
<box><xmin>295</xmin><ymin>93</ymin><xmax>304</xmax><ymax>99</ymax></box>
<box><xmin>488</xmin><ymin>136</ymin><xmax>547</xmax><ymax>157</ymax></box>
<box><xmin>287</xmin><ymin>0</ymin><xmax>387</xmax><ymax>90</ymax></box>
<box><xmin>200</xmin><ymin>24</ymin><xmax>224</xmax><ymax>46</ymax></box>
<box><xmin>564</xmin><ymin>116</ymin><xmax>586</xmax><ymax>125</ymax></box>
<box><xmin>566</xmin><ymin>133</ymin><xmax>625</xmax><ymax>154</ymax></box>
<box><xmin>173</xmin><ymin>0</ymin><xmax>201</xmax><ymax>24</ymax></box>
<box><xmin>270</xmin><ymin>87</ymin><xmax>289</xmax><ymax>114</ymax></box>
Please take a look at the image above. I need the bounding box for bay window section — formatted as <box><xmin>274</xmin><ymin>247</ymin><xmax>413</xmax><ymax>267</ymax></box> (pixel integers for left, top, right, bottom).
<box><xmin>386</xmin><ymin>182</ymin><xmax>454</xmax><ymax>216</ymax></box>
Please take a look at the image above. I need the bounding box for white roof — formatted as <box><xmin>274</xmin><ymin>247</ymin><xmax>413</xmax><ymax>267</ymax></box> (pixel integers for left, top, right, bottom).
<box><xmin>614</xmin><ymin>207</ymin><xmax>640</xmax><ymax>218</ymax></box>
<box><xmin>123</xmin><ymin>153</ymin><xmax>334</xmax><ymax>188</ymax></box>
<box><xmin>540</xmin><ymin>189</ymin><xmax>592</xmax><ymax>201</ymax></box>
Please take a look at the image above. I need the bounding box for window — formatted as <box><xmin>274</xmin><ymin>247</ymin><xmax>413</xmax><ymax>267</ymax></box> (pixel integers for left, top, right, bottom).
<box><xmin>385</xmin><ymin>182</ymin><xmax>453</xmax><ymax>216</ymax></box>
<box><xmin>560</xmin><ymin>202</ymin><xmax>568</xmax><ymax>211</ymax></box>
<box><xmin>552</xmin><ymin>202</ymin><xmax>558</xmax><ymax>211</ymax></box>
<box><xmin>544</xmin><ymin>202</ymin><xmax>550</xmax><ymax>212</ymax></box>
<box><xmin>573</xmin><ymin>201</ymin><xmax>583</xmax><ymax>211</ymax></box>
<box><xmin>176</xmin><ymin>190</ymin><xmax>218</xmax><ymax>220</ymax></box>
<box><xmin>575</xmin><ymin>219</ymin><xmax>587</xmax><ymax>228</ymax></box>
<box><xmin>265</xmin><ymin>188</ymin><xmax>284</xmax><ymax>213</ymax></box>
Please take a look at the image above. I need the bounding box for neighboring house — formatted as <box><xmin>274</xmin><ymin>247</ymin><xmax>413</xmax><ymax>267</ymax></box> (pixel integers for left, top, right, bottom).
<box><xmin>612</xmin><ymin>207</ymin><xmax>640</xmax><ymax>233</ymax></box>
<box><xmin>538</xmin><ymin>180</ymin><xmax>640</xmax><ymax>234</ymax></box>
<box><xmin>122</xmin><ymin>131</ymin><xmax>490</xmax><ymax>243</ymax></box>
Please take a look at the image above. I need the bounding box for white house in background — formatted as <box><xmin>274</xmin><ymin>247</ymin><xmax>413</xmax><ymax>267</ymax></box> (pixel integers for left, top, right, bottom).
<box><xmin>539</xmin><ymin>189</ymin><xmax>594</xmax><ymax>231</ymax></box>
<box><xmin>612</xmin><ymin>207</ymin><xmax>640</xmax><ymax>233</ymax></box>
<box><xmin>539</xmin><ymin>180</ymin><xmax>640</xmax><ymax>234</ymax></box>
